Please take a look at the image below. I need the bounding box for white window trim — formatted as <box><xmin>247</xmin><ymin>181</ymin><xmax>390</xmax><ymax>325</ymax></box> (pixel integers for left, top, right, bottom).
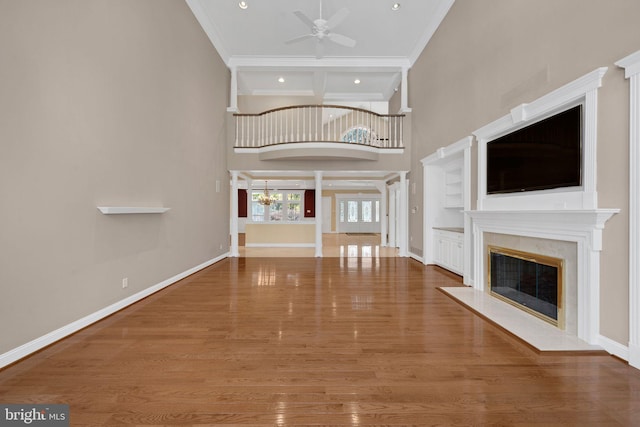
<box><xmin>250</xmin><ymin>190</ymin><xmax>304</xmax><ymax>223</ymax></box>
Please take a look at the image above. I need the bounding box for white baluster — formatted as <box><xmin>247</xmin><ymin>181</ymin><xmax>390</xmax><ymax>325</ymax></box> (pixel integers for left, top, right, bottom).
<box><xmin>320</xmin><ymin>107</ymin><xmax>323</xmax><ymax>141</ymax></box>
<box><xmin>296</xmin><ymin>107</ymin><xmax>301</xmax><ymax>142</ymax></box>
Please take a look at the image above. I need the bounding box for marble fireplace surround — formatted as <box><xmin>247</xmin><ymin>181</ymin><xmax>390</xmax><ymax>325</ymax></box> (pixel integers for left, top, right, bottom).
<box><xmin>485</xmin><ymin>233</ymin><xmax>576</xmax><ymax>333</ymax></box>
<box><xmin>465</xmin><ymin>209</ymin><xmax>618</xmax><ymax>346</ymax></box>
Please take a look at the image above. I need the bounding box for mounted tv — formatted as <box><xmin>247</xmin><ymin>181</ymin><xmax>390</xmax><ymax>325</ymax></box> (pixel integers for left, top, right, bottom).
<box><xmin>486</xmin><ymin>104</ymin><xmax>582</xmax><ymax>195</ymax></box>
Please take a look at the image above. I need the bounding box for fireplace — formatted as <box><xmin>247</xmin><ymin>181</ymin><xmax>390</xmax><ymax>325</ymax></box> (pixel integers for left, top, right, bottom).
<box><xmin>467</xmin><ymin>210</ymin><xmax>618</xmax><ymax>344</ymax></box>
<box><xmin>488</xmin><ymin>246</ymin><xmax>563</xmax><ymax>328</ymax></box>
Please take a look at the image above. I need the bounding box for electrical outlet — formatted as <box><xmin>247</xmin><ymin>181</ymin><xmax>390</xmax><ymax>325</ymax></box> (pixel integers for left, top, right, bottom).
<box><xmin>122</xmin><ymin>278</ymin><xmax>128</xmax><ymax>289</ymax></box>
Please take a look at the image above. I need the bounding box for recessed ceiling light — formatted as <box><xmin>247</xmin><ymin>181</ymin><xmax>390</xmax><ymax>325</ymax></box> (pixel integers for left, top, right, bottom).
<box><xmin>238</xmin><ymin>1</ymin><xmax>248</xmax><ymax>10</ymax></box>
<box><xmin>391</xmin><ymin>3</ymin><xmax>401</xmax><ymax>11</ymax></box>
<box><xmin>278</xmin><ymin>76</ymin><xmax>285</xmax><ymax>83</ymax></box>
<box><xmin>354</xmin><ymin>79</ymin><xmax>361</xmax><ymax>84</ymax></box>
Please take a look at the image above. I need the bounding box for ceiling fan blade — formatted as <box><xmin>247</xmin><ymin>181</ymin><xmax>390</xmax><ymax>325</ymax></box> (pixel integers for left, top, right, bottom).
<box><xmin>293</xmin><ymin>10</ymin><xmax>315</xmax><ymax>29</ymax></box>
<box><xmin>315</xmin><ymin>40</ymin><xmax>325</xmax><ymax>59</ymax></box>
<box><xmin>326</xmin><ymin>8</ymin><xmax>349</xmax><ymax>29</ymax></box>
<box><xmin>327</xmin><ymin>33</ymin><xmax>356</xmax><ymax>48</ymax></box>
<box><xmin>285</xmin><ymin>34</ymin><xmax>314</xmax><ymax>44</ymax></box>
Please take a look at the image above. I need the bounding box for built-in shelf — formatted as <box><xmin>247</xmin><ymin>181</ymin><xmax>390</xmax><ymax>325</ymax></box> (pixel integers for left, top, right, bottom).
<box><xmin>443</xmin><ymin>158</ymin><xmax>464</xmax><ymax>208</ymax></box>
<box><xmin>97</xmin><ymin>207</ymin><xmax>170</xmax><ymax>215</ymax></box>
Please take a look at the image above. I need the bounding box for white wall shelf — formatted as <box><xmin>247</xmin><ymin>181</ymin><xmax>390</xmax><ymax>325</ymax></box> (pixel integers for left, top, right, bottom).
<box><xmin>97</xmin><ymin>207</ymin><xmax>170</xmax><ymax>215</ymax></box>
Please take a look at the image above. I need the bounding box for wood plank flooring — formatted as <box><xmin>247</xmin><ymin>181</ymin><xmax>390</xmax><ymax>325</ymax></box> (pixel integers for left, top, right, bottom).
<box><xmin>240</xmin><ymin>233</ymin><xmax>398</xmax><ymax>258</ymax></box>
<box><xmin>1</xmin><ymin>257</ymin><xmax>639</xmax><ymax>425</ymax></box>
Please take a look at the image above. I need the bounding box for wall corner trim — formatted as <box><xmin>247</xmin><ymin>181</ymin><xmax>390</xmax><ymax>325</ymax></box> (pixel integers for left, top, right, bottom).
<box><xmin>0</xmin><ymin>253</ymin><xmax>229</xmax><ymax>369</ymax></box>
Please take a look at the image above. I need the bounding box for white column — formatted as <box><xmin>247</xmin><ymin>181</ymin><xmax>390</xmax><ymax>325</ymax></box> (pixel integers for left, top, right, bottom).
<box><xmin>616</xmin><ymin>50</ymin><xmax>640</xmax><ymax>369</ymax></box>
<box><xmin>400</xmin><ymin>67</ymin><xmax>411</xmax><ymax>113</ymax></box>
<box><xmin>388</xmin><ymin>183</ymin><xmax>398</xmax><ymax>248</ymax></box>
<box><xmin>227</xmin><ymin>66</ymin><xmax>238</xmax><ymax>113</ymax></box>
<box><xmin>230</xmin><ymin>171</ymin><xmax>240</xmax><ymax>257</ymax></box>
<box><xmin>376</xmin><ymin>182</ymin><xmax>388</xmax><ymax>247</ymax></box>
<box><xmin>315</xmin><ymin>171</ymin><xmax>323</xmax><ymax>257</ymax></box>
<box><xmin>398</xmin><ymin>172</ymin><xmax>408</xmax><ymax>257</ymax></box>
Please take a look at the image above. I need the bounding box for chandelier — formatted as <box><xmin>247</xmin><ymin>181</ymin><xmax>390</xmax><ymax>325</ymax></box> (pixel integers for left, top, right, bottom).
<box><xmin>257</xmin><ymin>181</ymin><xmax>278</xmax><ymax>206</ymax></box>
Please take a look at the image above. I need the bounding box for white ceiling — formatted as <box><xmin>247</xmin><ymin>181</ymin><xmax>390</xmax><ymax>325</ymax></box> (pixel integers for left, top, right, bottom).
<box><xmin>187</xmin><ymin>0</ymin><xmax>455</xmax><ymax>103</ymax></box>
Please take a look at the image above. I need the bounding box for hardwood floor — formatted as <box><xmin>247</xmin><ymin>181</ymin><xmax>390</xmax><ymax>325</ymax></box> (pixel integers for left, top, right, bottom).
<box><xmin>1</xmin><ymin>256</ymin><xmax>639</xmax><ymax>425</ymax></box>
<box><xmin>239</xmin><ymin>233</ymin><xmax>398</xmax><ymax>258</ymax></box>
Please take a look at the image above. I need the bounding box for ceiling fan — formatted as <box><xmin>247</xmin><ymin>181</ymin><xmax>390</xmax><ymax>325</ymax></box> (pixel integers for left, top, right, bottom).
<box><xmin>285</xmin><ymin>0</ymin><xmax>356</xmax><ymax>59</ymax></box>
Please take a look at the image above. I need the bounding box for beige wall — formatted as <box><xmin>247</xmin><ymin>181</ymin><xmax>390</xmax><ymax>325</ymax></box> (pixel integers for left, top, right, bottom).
<box><xmin>409</xmin><ymin>0</ymin><xmax>640</xmax><ymax>344</ymax></box>
<box><xmin>0</xmin><ymin>1</ymin><xmax>230</xmax><ymax>354</ymax></box>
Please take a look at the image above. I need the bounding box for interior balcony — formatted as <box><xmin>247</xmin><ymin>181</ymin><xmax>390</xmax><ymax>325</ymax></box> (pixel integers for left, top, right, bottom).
<box><xmin>229</xmin><ymin>105</ymin><xmax>409</xmax><ymax>167</ymax></box>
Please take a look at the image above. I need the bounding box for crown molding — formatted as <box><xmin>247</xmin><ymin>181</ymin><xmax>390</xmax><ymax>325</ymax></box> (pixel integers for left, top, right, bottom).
<box><xmin>185</xmin><ymin>0</ymin><xmax>230</xmax><ymax>64</ymax></box>
<box><xmin>408</xmin><ymin>0</ymin><xmax>455</xmax><ymax>65</ymax></box>
<box><xmin>227</xmin><ymin>56</ymin><xmax>412</xmax><ymax>70</ymax></box>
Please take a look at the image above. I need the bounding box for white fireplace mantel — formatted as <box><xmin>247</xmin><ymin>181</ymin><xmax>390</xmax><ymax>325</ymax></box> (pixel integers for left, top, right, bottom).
<box><xmin>466</xmin><ymin>209</ymin><xmax>619</xmax><ymax>345</ymax></box>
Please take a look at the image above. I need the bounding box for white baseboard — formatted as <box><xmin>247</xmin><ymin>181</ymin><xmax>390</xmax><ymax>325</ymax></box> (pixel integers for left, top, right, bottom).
<box><xmin>0</xmin><ymin>252</ymin><xmax>229</xmax><ymax>369</ymax></box>
<box><xmin>598</xmin><ymin>334</ymin><xmax>629</xmax><ymax>362</ymax></box>
<box><xmin>628</xmin><ymin>343</ymin><xmax>640</xmax><ymax>369</ymax></box>
<box><xmin>408</xmin><ymin>252</ymin><xmax>424</xmax><ymax>263</ymax></box>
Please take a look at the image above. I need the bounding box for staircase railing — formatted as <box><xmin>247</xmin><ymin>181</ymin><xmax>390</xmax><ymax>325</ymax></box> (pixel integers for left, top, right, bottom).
<box><xmin>234</xmin><ymin>105</ymin><xmax>404</xmax><ymax>149</ymax></box>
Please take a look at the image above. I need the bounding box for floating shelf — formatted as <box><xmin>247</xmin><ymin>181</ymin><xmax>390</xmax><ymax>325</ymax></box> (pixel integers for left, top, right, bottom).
<box><xmin>97</xmin><ymin>206</ymin><xmax>170</xmax><ymax>215</ymax></box>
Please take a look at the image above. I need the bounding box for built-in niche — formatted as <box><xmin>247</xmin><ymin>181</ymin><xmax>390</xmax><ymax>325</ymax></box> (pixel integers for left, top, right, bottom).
<box><xmin>474</xmin><ymin>67</ymin><xmax>608</xmax><ymax>211</ymax></box>
<box><xmin>421</xmin><ymin>137</ymin><xmax>473</xmax><ymax>284</ymax></box>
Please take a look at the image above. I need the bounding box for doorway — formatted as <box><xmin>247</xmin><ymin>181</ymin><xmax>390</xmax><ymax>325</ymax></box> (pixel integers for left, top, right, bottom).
<box><xmin>336</xmin><ymin>195</ymin><xmax>381</xmax><ymax>234</ymax></box>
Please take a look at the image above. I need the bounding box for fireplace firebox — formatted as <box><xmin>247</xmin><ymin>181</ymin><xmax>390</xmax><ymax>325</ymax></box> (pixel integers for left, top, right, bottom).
<box><xmin>488</xmin><ymin>246</ymin><xmax>564</xmax><ymax>328</ymax></box>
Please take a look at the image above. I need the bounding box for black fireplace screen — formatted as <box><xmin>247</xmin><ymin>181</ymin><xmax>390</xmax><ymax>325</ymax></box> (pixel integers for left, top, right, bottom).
<box><xmin>489</xmin><ymin>247</ymin><xmax>561</xmax><ymax>323</ymax></box>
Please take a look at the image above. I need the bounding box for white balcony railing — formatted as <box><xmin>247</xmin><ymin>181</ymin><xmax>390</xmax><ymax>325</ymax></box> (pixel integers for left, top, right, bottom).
<box><xmin>234</xmin><ymin>105</ymin><xmax>404</xmax><ymax>149</ymax></box>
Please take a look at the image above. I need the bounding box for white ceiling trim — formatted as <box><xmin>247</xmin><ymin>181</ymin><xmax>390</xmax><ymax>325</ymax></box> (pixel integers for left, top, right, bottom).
<box><xmin>185</xmin><ymin>0</ymin><xmax>231</xmax><ymax>64</ymax></box>
<box><xmin>227</xmin><ymin>56</ymin><xmax>411</xmax><ymax>70</ymax></box>
<box><xmin>408</xmin><ymin>0</ymin><xmax>455</xmax><ymax>65</ymax></box>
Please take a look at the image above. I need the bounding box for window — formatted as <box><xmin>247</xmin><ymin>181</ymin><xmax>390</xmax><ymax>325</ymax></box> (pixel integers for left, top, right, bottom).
<box><xmin>341</xmin><ymin>126</ymin><xmax>376</xmax><ymax>144</ymax></box>
<box><xmin>251</xmin><ymin>190</ymin><xmax>303</xmax><ymax>222</ymax></box>
<box><xmin>348</xmin><ymin>201</ymin><xmax>358</xmax><ymax>222</ymax></box>
<box><xmin>362</xmin><ymin>201</ymin><xmax>372</xmax><ymax>223</ymax></box>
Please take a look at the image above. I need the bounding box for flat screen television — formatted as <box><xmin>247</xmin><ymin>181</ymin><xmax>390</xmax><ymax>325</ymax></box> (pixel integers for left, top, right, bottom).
<box><xmin>486</xmin><ymin>104</ymin><xmax>582</xmax><ymax>195</ymax></box>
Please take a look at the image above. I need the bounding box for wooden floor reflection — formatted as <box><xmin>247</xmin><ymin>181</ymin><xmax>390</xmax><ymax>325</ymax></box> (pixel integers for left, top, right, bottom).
<box><xmin>240</xmin><ymin>233</ymin><xmax>398</xmax><ymax>258</ymax></box>
<box><xmin>1</xmin><ymin>257</ymin><xmax>639</xmax><ymax>425</ymax></box>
